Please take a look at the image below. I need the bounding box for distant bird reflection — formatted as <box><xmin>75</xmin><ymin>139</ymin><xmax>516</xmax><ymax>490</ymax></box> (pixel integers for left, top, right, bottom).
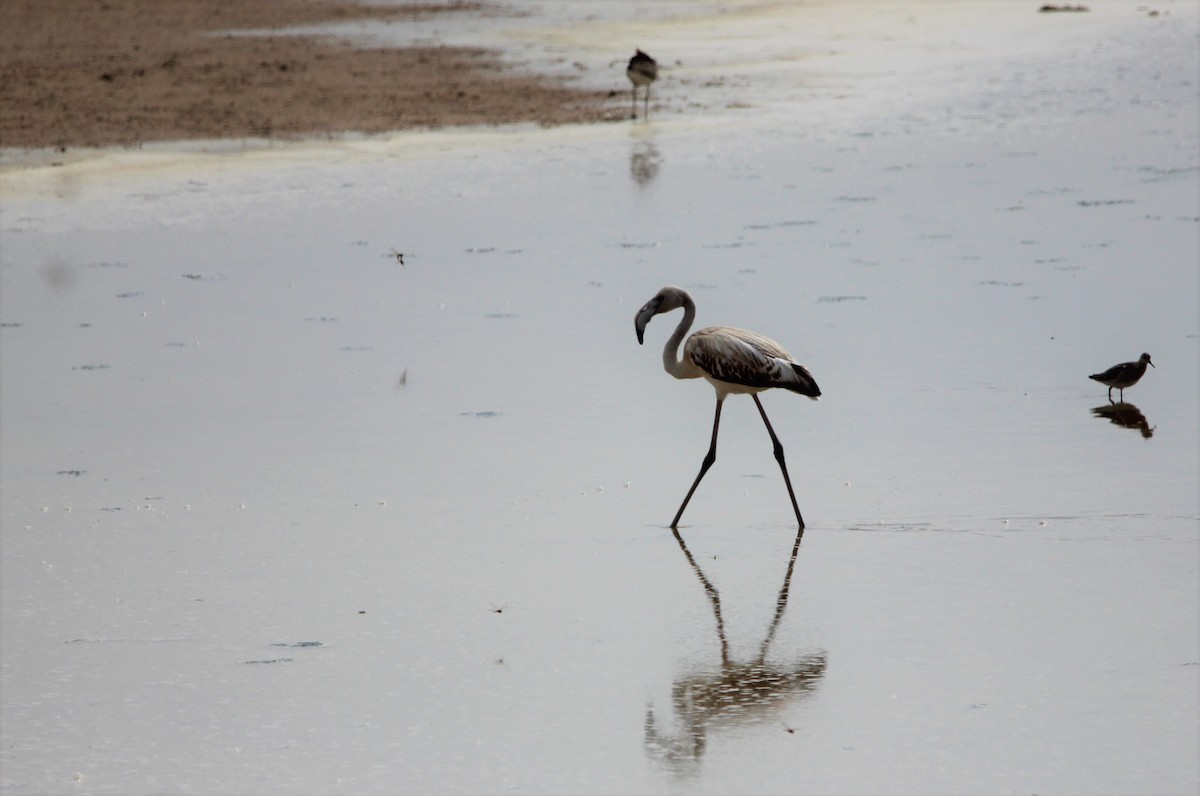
<box><xmin>1091</xmin><ymin>402</ymin><xmax>1154</xmax><ymax>438</ymax></box>
<box><xmin>629</xmin><ymin>135</ymin><xmax>661</xmax><ymax>186</ymax></box>
<box><xmin>644</xmin><ymin>528</ymin><xmax>826</xmax><ymax>774</ymax></box>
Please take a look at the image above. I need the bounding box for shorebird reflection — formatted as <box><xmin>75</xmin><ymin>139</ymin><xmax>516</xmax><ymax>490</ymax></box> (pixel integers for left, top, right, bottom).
<box><xmin>630</xmin><ymin>134</ymin><xmax>661</xmax><ymax>186</ymax></box>
<box><xmin>1091</xmin><ymin>402</ymin><xmax>1154</xmax><ymax>438</ymax></box>
<box><xmin>644</xmin><ymin>528</ymin><xmax>826</xmax><ymax>772</ymax></box>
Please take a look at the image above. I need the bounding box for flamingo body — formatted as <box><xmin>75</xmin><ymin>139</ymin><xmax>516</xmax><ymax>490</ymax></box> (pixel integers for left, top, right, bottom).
<box><xmin>635</xmin><ymin>286</ymin><xmax>819</xmax><ymax>529</ymax></box>
<box><xmin>686</xmin><ymin>326</ymin><xmax>821</xmax><ymax>399</ymax></box>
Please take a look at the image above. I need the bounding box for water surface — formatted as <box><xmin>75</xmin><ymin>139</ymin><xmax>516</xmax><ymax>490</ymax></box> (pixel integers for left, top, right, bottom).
<box><xmin>2</xmin><ymin>1</ymin><xmax>1197</xmax><ymax>793</ymax></box>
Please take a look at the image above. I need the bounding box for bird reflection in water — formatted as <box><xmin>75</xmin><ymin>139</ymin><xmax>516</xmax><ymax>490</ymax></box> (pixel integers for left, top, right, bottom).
<box><xmin>630</xmin><ymin>134</ymin><xmax>661</xmax><ymax>187</ymax></box>
<box><xmin>644</xmin><ymin>528</ymin><xmax>827</xmax><ymax>773</ymax></box>
<box><xmin>1091</xmin><ymin>402</ymin><xmax>1154</xmax><ymax>438</ymax></box>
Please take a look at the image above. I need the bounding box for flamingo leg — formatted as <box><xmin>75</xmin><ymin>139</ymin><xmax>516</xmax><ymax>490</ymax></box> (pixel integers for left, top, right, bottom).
<box><xmin>753</xmin><ymin>395</ymin><xmax>806</xmax><ymax>530</ymax></box>
<box><xmin>672</xmin><ymin>397</ymin><xmax>724</xmax><ymax>528</ymax></box>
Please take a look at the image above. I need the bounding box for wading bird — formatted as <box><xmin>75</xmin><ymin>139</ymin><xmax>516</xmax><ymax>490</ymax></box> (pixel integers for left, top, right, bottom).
<box><xmin>635</xmin><ymin>286</ymin><xmax>820</xmax><ymax>529</ymax></box>
<box><xmin>1090</xmin><ymin>352</ymin><xmax>1153</xmax><ymax>402</ymax></box>
<box><xmin>627</xmin><ymin>49</ymin><xmax>658</xmax><ymax>119</ymax></box>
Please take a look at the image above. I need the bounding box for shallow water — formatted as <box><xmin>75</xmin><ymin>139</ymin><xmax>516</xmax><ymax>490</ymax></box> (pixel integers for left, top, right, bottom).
<box><xmin>2</xmin><ymin>1</ymin><xmax>1198</xmax><ymax>794</ymax></box>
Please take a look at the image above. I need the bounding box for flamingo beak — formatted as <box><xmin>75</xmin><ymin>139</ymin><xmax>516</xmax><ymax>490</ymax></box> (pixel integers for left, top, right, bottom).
<box><xmin>634</xmin><ymin>298</ymin><xmax>661</xmax><ymax>345</ymax></box>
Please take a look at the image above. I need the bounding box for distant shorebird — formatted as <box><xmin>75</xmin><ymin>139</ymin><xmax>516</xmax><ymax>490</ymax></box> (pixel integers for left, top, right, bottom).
<box><xmin>1090</xmin><ymin>352</ymin><xmax>1154</xmax><ymax>402</ymax></box>
<box><xmin>626</xmin><ymin>49</ymin><xmax>658</xmax><ymax>119</ymax></box>
<box><xmin>635</xmin><ymin>286</ymin><xmax>820</xmax><ymax>529</ymax></box>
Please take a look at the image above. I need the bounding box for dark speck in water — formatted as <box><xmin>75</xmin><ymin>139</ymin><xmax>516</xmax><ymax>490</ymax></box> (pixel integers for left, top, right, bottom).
<box><xmin>461</xmin><ymin>411</ymin><xmax>501</xmax><ymax>418</ymax></box>
<box><xmin>240</xmin><ymin>658</ymin><xmax>293</xmax><ymax>665</ymax></box>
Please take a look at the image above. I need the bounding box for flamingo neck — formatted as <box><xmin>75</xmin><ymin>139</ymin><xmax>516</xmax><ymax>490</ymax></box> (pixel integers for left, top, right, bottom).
<box><xmin>663</xmin><ymin>298</ymin><xmax>699</xmax><ymax>380</ymax></box>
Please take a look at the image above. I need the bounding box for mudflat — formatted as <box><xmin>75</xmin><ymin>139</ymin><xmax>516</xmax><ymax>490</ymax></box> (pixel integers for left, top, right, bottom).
<box><xmin>0</xmin><ymin>0</ymin><xmax>615</xmax><ymax>150</ymax></box>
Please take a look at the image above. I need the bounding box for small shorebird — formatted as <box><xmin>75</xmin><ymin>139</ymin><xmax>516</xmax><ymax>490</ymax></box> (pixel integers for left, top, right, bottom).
<box><xmin>1090</xmin><ymin>352</ymin><xmax>1154</xmax><ymax>402</ymax></box>
<box><xmin>626</xmin><ymin>49</ymin><xmax>658</xmax><ymax>119</ymax></box>
<box><xmin>635</xmin><ymin>286</ymin><xmax>820</xmax><ymax>529</ymax></box>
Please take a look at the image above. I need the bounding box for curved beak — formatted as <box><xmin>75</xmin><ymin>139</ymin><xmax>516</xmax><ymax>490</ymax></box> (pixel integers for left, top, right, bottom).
<box><xmin>634</xmin><ymin>298</ymin><xmax>661</xmax><ymax>345</ymax></box>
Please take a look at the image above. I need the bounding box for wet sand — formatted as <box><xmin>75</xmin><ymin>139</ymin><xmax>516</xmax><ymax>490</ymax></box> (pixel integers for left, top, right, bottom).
<box><xmin>0</xmin><ymin>0</ymin><xmax>615</xmax><ymax>150</ymax></box>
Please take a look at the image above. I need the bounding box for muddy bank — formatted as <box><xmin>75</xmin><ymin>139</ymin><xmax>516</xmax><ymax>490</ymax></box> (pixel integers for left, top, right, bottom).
<box><xmin>0</xmin><ymin>0</ymin><xmax>617</xmax><ymax>150</ymax></box>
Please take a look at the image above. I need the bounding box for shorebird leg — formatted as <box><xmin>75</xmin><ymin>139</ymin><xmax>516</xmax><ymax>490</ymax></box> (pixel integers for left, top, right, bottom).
<box><xmin>643</xmin><ymin>85</ymin><xmax>650</xmax><ymax>117</ymax></box>
<box><xmin>631</xmin><ymin>86</ymin><xmax>638</xmax><ymax>119</ymax></box>
<box><xmin>672</xmin><ymin>398</ymin><xmax>724</xmax><ymax>528</ymax></box>
<box><xmin>753</xmin><ymin>395</ymin><xmax>806</xmax><ymax>530</ymax></box>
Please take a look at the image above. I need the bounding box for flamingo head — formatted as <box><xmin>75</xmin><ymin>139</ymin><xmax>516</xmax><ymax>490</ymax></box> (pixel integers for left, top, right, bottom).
<box><xmin>635</xmin><ymin>286</ymin><xmax>689</xmax><ymax>344</ymax></box>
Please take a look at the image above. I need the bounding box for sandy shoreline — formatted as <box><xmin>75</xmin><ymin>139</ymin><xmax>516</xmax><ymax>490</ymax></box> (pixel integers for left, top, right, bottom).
<box><xmin>0</xmin><ymin>0</ymin><xmax>618</xmax><ymax>151</ymax></box>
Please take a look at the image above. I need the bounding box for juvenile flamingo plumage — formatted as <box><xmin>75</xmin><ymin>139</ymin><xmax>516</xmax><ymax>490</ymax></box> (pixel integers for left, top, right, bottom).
<box><xmin>635</xmin><ymin>286</ymin><xmax>819</xmax><ymax>529</ymax></box>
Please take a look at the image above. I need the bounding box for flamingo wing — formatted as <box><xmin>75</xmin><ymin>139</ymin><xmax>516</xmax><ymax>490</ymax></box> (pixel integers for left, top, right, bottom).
<box><xmin>687</xmin><ymin>327</ymin><xmax>820</xmax><ymax>397</ymax></box>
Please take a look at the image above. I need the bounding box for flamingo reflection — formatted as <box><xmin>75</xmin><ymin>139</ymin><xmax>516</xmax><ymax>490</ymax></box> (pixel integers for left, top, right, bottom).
<box><xmin>644</xmin><ymin>528</ymin><xmax>826</xmax><ymax>771</ymax></box>
<box><xmin>1091</xmin><ymin>402</ymin><xmax>1154</xmax><ymax>438</ymax></box>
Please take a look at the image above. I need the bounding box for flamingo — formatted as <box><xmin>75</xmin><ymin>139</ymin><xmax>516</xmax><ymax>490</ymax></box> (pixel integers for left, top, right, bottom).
<box><xmin>1089</xmin><ymin>352</ymin><xmax>1154</xmax><ymax>402</ymax></box>
<box><xmin>635</xmin><ymin>286</ymin><xmax>820</xmax><ymax>529</ymax></box>
<box><xmin>627</xmin><ymin>49</ymin><xmax>658</xmax><ymax>119</ymax></box>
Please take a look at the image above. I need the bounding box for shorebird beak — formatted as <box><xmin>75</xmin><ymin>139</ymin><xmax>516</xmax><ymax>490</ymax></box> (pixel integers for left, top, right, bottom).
<box><xmin>1148</xmin><ymin>361</ymin><xmax>1156</xmax><ymax>367</ymax></box>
